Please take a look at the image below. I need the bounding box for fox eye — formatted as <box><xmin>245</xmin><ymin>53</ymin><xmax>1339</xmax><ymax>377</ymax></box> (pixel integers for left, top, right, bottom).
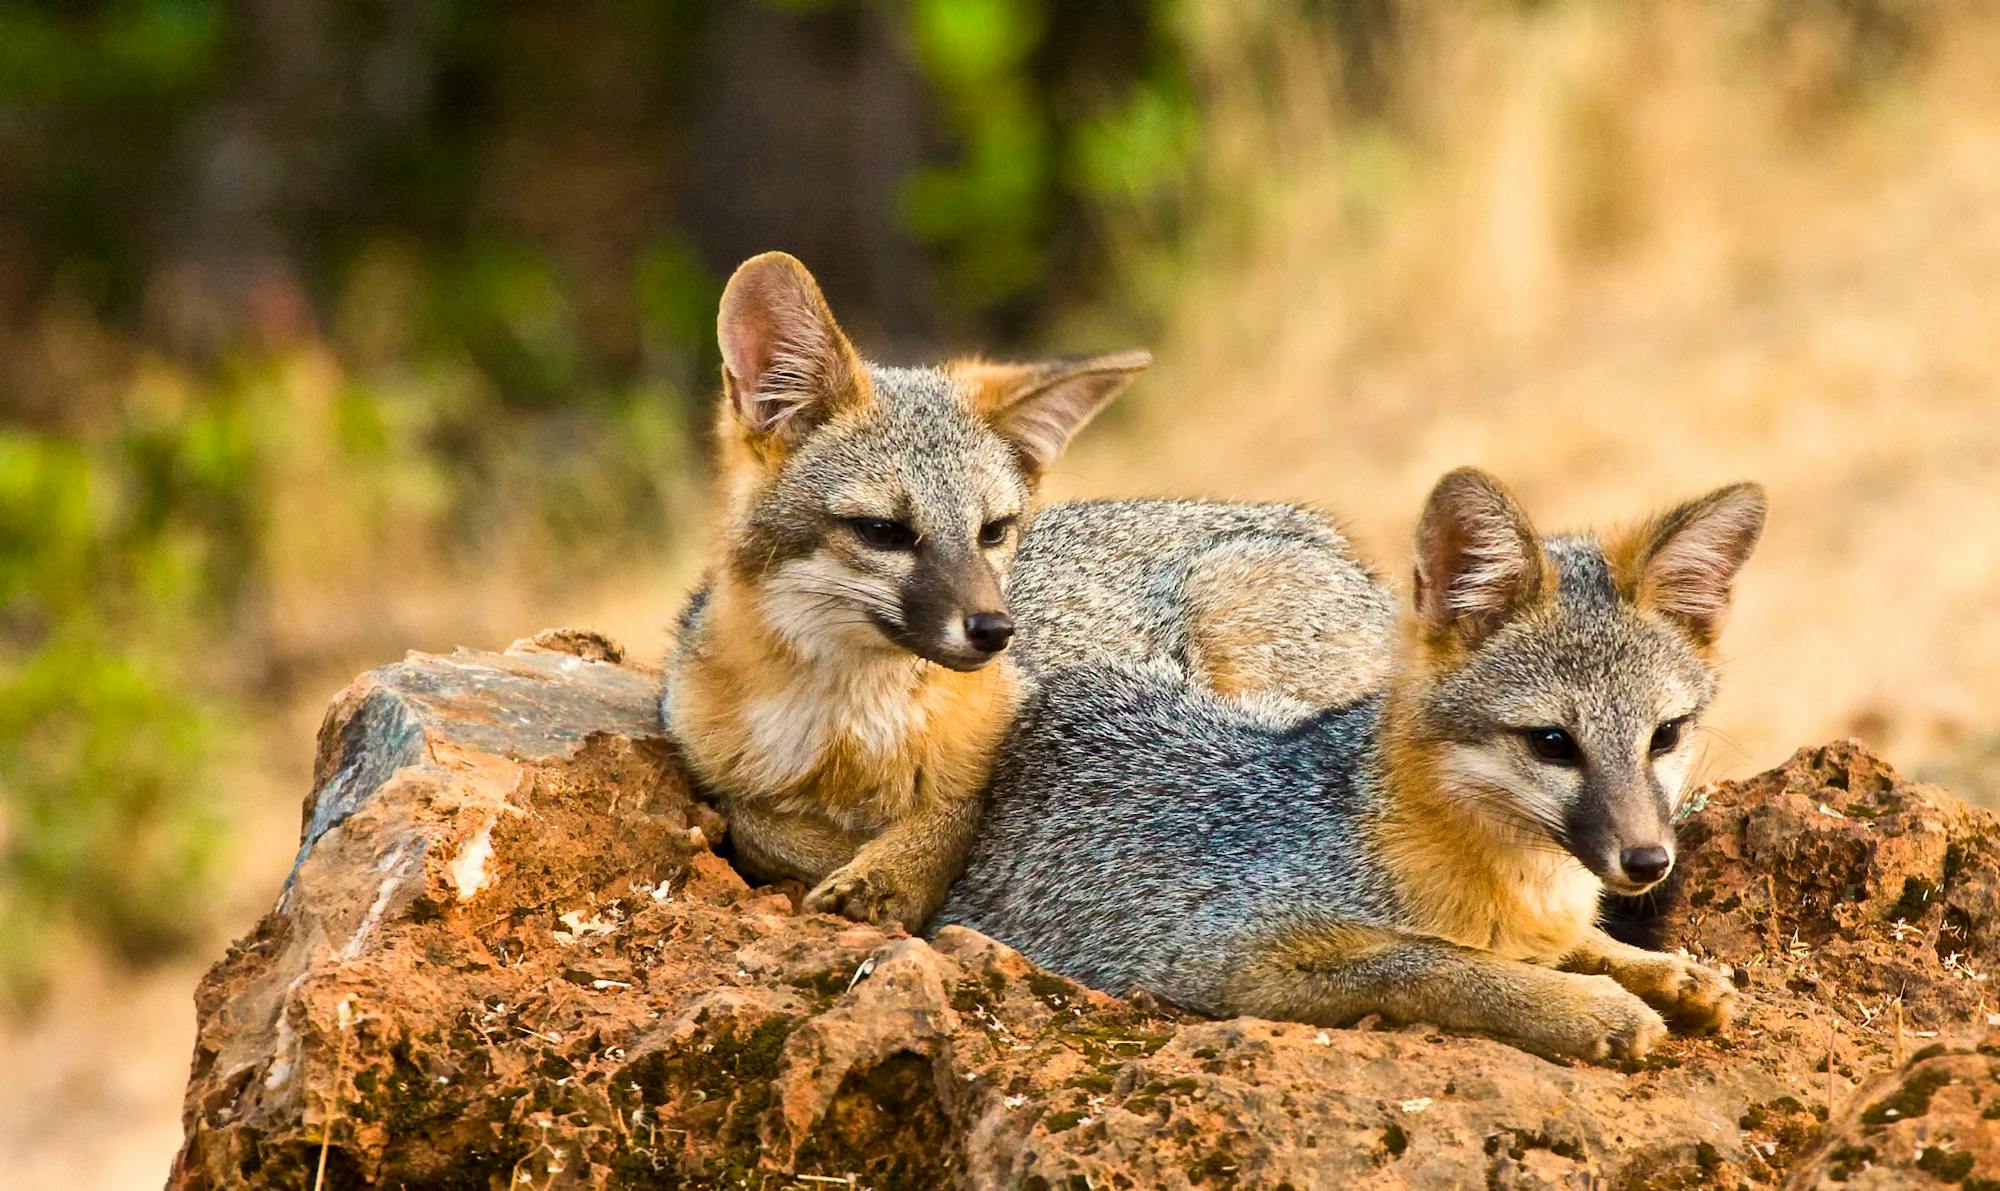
<box><xmin>1524</xmin><ymin>728</ymin><xmax>1581</xmax><ymax>766</ymax></box>
<box><xmin>848</xmin><ymin>518</ymin><xmax>918</xmax><ymax>550</ymax></box>
<box><xmin>1650</xmin><ymin>716</ymin><xmax>1689</xmax><ymax>755</ymax></box>
<box><xmin>978</xmin><ymin>517</ymin><xmax>1017</xmax><ymax>548</ymax></box>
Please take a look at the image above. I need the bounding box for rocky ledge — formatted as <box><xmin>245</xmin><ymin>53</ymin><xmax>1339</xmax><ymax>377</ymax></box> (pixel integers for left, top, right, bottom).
<box><xmin>170</xmin><ymin>631</ymin><xmax>2000</xmax><ymax>1188</ymax></box>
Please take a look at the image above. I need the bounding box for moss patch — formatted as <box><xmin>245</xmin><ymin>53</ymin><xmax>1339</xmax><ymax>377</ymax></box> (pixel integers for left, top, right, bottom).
<box><xmin>791</xmin><ymin>1050</ymin><xmax>953</xmax><ymax>1191</ymax></box>
<box><xmin>1380</xmin><ymin>1121</ymin><xmax>1409</xmax><ymax>1159</ymax></box>
<box><xmin>1826</xmin><ymin>1142</ymin><xmax>1877</xmax><ymax>1181</ymax></box>
<box><xmin>1916</xmin><ymin>1145</ymin><xmax>1976</xmax><ymax>1183</ymax></box>
<box><xmin>1861</xmin><ymin>1067</ymin><xmax>1954</xmax><ymax>1126</ymax></box>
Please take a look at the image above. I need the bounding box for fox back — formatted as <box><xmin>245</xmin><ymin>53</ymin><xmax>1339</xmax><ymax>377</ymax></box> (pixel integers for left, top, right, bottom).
<box><xmin>934</xmin><ymin>660</ymin><xmax>1402</xmax><ymax>1012</ymax></box>
<box><xmin>1008</xmin><ymin>499</ymin><xmax>1394</xmax><ymax>708</ymax></box>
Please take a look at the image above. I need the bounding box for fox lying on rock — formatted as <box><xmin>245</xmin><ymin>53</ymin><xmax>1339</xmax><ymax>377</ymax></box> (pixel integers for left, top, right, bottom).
<box><xmin>663</xmin><ymin>252</ymin><xmax>1142</xmax><ymax>930</ymax></box>
<box><xmin>938</xmin><ymin>469</ymin><xmax>1766</xmax><ymax>1061</ymax></box>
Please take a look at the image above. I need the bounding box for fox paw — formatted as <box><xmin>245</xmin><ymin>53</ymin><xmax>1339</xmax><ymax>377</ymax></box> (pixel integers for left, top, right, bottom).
<box><xmin>803</xmin><ymin>867</ymin><xmax>913</xmax><ymax>929</ymax></box>
<box><xmin>1535</xmin><ymin>981</ymin><xmax>1667</xmax><ymax>1063</ymax></box>
<box><xmin>1620</xmin><ymin>954</ymin><xmax>1736</xmax><ymax>1034</ymax></box>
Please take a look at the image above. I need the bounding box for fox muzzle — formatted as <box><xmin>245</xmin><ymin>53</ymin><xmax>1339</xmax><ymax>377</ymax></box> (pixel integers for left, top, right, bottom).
<box><xmin>1566</xmin><ymin>773</ymin><xmax>1676</xmax><ymax>893</ymax></box>
<box><xmin>897</xmin><ymin>550</ymin><xmax>1012</xmax><ymax>670</ymax></box>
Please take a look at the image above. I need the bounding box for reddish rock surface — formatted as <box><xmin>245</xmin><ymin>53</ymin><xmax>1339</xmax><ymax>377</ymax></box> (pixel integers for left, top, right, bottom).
<box><xmin>170</xmin><ymin>633</ymin><xmax>2000</xmax><ymax>1188</ymax></box>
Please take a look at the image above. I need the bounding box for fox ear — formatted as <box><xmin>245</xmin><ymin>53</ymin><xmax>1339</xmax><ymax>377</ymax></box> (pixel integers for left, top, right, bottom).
<box><xmin>717</xmin><ymin>252</ymin><xmax>868</xmax><ymax>443</ymax></box>
<box><xmin>1413</xmin><ymin>468</ymin><xmax>1548</xmax><ymax>647</ymax></box>
<box><xmin>957</xmin><ymin>350</ymin><xmax>1151</xmax><ymax>473</ymax></box>
<box><xmin>1618</xmin><ymin>482</ymin><xmax>1766</xmax><ymax>645</ymax></box>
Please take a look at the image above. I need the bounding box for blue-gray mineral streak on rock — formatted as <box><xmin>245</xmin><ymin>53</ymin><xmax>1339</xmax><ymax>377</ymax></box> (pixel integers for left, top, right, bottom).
<box><xmin>285</xmin><ymin>688</ymin><xmax>425</xmax><ymax>896</ymax></box>
<box><xmin>284</xmin><ymin>642</ymin><xmax>665</xmax><ymax>891</ymax></box>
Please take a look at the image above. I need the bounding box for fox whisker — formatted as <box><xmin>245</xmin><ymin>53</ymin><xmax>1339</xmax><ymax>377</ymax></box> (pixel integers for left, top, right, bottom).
<box><xmin>1440</xmin><ymin>780</ymin><xmax>1572</xmax><ymax>854</ymax></box>
<box><xmin>782</xmin><ymin>587</ymin><xmax>906</xmax><ymax>630</ymax></box>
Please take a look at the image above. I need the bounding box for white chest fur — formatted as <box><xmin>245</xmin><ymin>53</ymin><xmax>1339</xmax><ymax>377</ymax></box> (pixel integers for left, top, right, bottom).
<box><xmin>741</xmin><ymin>656</ymin><xmax>930</xmax><ymax>791</ymax></box>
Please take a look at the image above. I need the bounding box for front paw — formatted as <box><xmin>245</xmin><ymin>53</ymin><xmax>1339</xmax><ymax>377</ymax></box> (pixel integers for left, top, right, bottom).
<box><xmin>804</xmin><ymin>866</ymin><xmax>913</xmax><ymax>928</ymax></box>
<box><xmin>1615</xmin><ymin>953</ymin><xmax>1736</xmax><ymax>1034</ymax></box>
<box><xmin>1530</xmin><ymin>978</ymin><xmax>1667</xmax><ymax>1063</ymax></box>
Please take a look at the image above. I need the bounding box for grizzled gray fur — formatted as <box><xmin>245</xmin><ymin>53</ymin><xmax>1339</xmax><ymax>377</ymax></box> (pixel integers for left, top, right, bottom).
<box><xmin>1007</xmin><ymin>498</ymin><xmax>1391</xmax><ymax>681</ymax></box>
<box><xmin>936</xmin><ymin>660</ymin><xmax>1402</xmax><ymax>1013</ymax></box>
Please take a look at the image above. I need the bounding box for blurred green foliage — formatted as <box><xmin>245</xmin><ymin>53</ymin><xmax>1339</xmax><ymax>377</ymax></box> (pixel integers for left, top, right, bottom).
<box><xmin>906</xmin><ymin>0</ymin><xmax>1054</xmax><ymax>307</ymax></box>
<box><xmin>907</xmin><ymin>0</ymin><xmax>1195</xmax><ymax>321</ymax></box>
<box><xmin>0</xmin><ymin>0</ymin><xmax>223</xmax><ymax>100</ymax></box>
<box><xmin>0</xmin><ymin>429</ymin><xmax>220</xmax><ymax>988</ymax></box>
<box><xmin>1</xmin><ymin>343</ymin><xmax>699</xmax><ymax>993</ymax></box>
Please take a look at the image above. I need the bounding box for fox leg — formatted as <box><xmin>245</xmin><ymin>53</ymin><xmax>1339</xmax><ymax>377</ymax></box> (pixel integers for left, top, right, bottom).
<box><xmin>1220</xmin><ymin>921</ymin><xmax>1666</xmax><ymax>1062</ymax></box>
<box><xmin>1562</xmin><ymin>927</ymin><xmax>1735</xmax><ymax>1033</ymax></box>
<box><xmin>802</xmin><ymin>792</ymin><xmax>981</xmax><ymax>932</ymax></box>
<box><xmin>724</xmin><ymin>802</ymin><xmax>866</xmax><ymax>890</ymax></box>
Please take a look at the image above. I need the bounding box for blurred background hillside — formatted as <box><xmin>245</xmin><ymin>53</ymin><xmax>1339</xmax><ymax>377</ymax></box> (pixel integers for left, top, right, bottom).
<box><xmin>4</xmin><ymin>0</ymin><xmax>1999</xmax><ymax>1184</ymax></box>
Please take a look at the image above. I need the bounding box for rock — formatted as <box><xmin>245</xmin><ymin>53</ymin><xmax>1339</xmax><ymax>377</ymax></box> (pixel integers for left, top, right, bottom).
<box><xmin>1790</xmin><ymin>1036</ymin><xmax>2000</xmax><ymax>1187</ymax></box>
<box><xmin>170</xmin><ymin>643</ymin><xmax>2000</xmax><ymax>1188</ymax></box>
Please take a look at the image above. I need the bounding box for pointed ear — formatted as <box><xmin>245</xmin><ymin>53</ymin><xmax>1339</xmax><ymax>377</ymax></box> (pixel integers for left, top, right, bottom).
<box><xmin>716</xmin><ymin>252</ymin><xmax>868</xmax><ymax>444</ymax></box>
<box><xmin>955</xmin><ymin>350</ymin><xmax>1151</xmax><ymax>474</ymax></box>
<box><xmin>1615</xmin><ymin>482</ymin><xmax>1766</xmax><ymax>645</ymax></box>
<box><xmin>1413</xmin><ymin>468</ymin><xmax>1548</xmax><ymax>646</ymax></box>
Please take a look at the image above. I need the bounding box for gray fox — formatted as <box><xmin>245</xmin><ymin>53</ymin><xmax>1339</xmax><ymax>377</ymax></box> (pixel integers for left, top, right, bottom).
<box><xmin>664</xmin><ymin>251</ymin><xmax>1149</xmax><ymax>930</ymax></box>
<box><xmin>937</xmin><ymin>468</ymin><xmax>1766</xmax><ymax>1062</ymax></box>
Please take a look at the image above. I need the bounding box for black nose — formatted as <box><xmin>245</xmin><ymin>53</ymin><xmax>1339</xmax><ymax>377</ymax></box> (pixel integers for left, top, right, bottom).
<box><xmin>963</xmin><ymin>611</ymin><xmax>1015</xmax><ymax>654</ymax></box>
<box><xmin>1619</xmin><ymin>844</ymin><xmax>1672</xmax><ymax>885</ymax></box>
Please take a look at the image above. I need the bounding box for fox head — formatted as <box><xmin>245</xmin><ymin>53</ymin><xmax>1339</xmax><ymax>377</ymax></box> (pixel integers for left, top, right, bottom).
<box><xmin>1398</xmin><ymin>468</ymin><xmax>1766</xmax><ymax>894</ymax></box>
<box><xmin>711</xmin><ymin>251</ymin><xmax>1148</xmax><ymax>671</ymax></box>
